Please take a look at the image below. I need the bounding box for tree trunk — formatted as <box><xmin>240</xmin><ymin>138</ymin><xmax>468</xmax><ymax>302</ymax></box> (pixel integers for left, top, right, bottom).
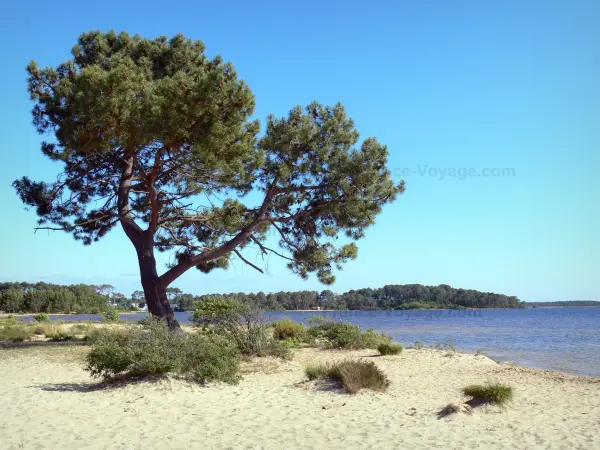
<box><xmin>136</xmin><ymin>241</ymin><xmax>179</xmax><ymax>329</ymax></box>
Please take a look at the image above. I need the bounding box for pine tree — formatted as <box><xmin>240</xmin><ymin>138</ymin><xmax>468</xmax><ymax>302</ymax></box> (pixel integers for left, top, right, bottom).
<box><xmin>14</xmin><ymin>31</ymin><xmax>404</xmax><ymax>327</ymax></box>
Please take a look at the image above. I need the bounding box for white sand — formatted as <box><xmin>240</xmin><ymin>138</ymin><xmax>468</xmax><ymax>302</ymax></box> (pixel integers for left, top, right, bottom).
<box><xmin>1</xmin><ymin>346</ymin><xmax>598</xmax><ymax>449</ymax></box>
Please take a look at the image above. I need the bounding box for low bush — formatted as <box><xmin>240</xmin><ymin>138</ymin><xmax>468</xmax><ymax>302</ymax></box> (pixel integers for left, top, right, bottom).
<box><xmin>193</xmin><ymin>297</ymin><xmax>289</xmax><ymax>358</ymax></box>
<box><xmin>102</xmin><ymin>309</ymin><xmax>121</xmax><ymax>323</ymax></box>
<box><xmin>34</xmin><ymin>313</ymin><xmax>51</xmax><ymax>323</ymax></box>
<box><xmin>462</xmin><ymin>382</ymin><xmax>513</xmax><ymax>405</ymax></box>
<box><xmin>377</xmin><ymin>342</ymin><xmax>403</xmax><ymax>355</ymax></box>
<box><xmin>308</xmin><ymin>321</ymin><xmax>391</xmax><ymax>349</ymax></box>
<box><xmin>306</xmin><ymin>359</ymin><xmax>390</xmax><ymax>394</ymax></box>
<box><xmin>273</xmin><ymin>318</ymin><xmax>307</xmax><ymax>341</ymax></box>
<box><xmin>85</xmin><ymin>318</ymin><xmax>241</xmax><ymax>384</ymax></box>
<box><xmin>0</xmin><ymin>325</ymin><xmax>33</xmax><ymax>342</ymax></box>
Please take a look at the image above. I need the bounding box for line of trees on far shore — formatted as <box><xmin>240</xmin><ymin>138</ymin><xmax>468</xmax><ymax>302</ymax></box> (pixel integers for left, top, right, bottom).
<box><xmin>0</xmin><ymin>281</ymin><xmax>523</xmax><ymax>314</ymax></box>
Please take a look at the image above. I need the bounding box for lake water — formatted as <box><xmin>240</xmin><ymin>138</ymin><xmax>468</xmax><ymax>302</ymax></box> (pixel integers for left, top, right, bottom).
<box><xmin>21</xmin><ymin>307</ymin><xmax>600</xmax><ymax>378</ymax></box>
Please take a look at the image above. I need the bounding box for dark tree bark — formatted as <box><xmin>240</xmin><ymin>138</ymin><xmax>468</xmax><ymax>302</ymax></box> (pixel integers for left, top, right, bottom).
<box><xmin>116</xmin><ymin>150</ymin><xmax>178</xmax><ymax>328</ymax></box>
<box><xmin>136</xmin><ymin>240</ymin><xmax>177</xmax><ymax>328</ymax></box>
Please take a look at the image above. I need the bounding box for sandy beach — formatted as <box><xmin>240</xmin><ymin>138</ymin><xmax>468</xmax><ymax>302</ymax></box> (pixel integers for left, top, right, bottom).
<box><xmin>0</xmin><ymin>346</ymin><xmax>598</xmax><ymax>449</ymax></box>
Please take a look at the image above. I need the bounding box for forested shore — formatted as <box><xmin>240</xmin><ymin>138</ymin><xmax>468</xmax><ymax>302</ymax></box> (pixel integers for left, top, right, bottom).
<box><xmin>0</xmin><ymin>281</ymin><xmax>523</xmax><ymax>313</ymax></box>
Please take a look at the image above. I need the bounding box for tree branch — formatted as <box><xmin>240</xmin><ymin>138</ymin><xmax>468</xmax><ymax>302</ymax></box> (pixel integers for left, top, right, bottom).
<box><xmin>158</xmin><ymin>178</ymin><xmax>279</xmax><ymax>286</ymax></box>
<box><xmin>234</xmin><ymin>249</ymin><xmax>264</xmax><ymax>273</ymax></box>
<box><xmin>250</xmin><ymin>236</ymin><xmax>295</xmax><ymax>262</ymax></box>
<box><xmin>117</xmin><ymin>150</ymin><xmax>144</xmax><ymax>242</ymax></box>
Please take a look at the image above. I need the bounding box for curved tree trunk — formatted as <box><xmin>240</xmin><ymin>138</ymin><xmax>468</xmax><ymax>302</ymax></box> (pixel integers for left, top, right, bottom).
<box><xmin>136</xmin><ymin>242</ymin><xmax>179</xmax><ymax>329</ymax></box>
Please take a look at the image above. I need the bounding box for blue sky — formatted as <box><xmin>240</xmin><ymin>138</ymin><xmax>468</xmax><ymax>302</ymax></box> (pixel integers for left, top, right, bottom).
<box><xmin>0</xmin><ymin>1</ymin><xmax>598</xmax><ymax>301</ymax></box>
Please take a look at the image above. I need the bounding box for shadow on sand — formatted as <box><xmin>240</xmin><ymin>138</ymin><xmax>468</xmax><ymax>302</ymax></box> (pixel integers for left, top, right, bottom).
<box><xmin>33</xmin><ymin>374</ymin><xmax>170</xmax><ymax>393</ymax></box>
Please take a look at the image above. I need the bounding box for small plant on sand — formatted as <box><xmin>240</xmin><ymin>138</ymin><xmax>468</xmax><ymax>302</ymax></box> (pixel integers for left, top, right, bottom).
<box><xmin>102</xmin><ymin>309</ymin><xmax>121</xmax><ymax>323</ymax></box>
<box><xmin>273</xmin><ymin>318</ymin><xmax>307</xmax><ymax>341</ymax></box>
<box><xmin>34</xmin><ymin>313</ymin><xmax>51</xmax><ymax>323</ymax></box>
<box><xmin>463</xmin><ymin>382</ymin><xmax>513</xmax><ymax>405</ymax></box>
<box><xmin>305</xmin><ymin>359</ymin><xmax>390</xmax><ymax>394</ymax></box>
<box><xmin>412</xmin><ymin>340</ymin><xmax>424</xmax><ymax>350</ymax></box>
<box><xmin>377</xmin><ymin>342</ymin><xmax>403</xmax><ymax>355</ymax></box>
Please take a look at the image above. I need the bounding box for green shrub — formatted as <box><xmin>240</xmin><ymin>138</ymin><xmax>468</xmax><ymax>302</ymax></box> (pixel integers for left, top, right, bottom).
<box><xmin>307</xmin><ymin>315</ymin><xmax>325</xmax><ymax>327</ymax></box>
<box><xmin>85</xmin><ymin>319</ymin><xmax>241</xmax><ymax>384</ymax></box>
<box><xmin>34</xmin><ymin>313</ymin><xmax>51</xmax><ymax>323</ymax></box>
<box><xmin>462</xmin><ymin>382</ymin><xmax>514</xmax><ymax>405</ymax></box>
<box><xmin>361</xmin><ymin>328</ymin><xmax>392</xmax><ymax>348</ymax></box>
<box><xmin>377</xmin><ymin>342</ymin><xmax>403</xmax><ymax>355</ymax></box>
<box><xmin>180</xmin><ymin>332</ymin><xmax>241</xmax><ymax>384</ymax></box>
<box><xmin>193</xmin><ymin>297</ymin><xmax>288</xmax><ymax>358</ymax></box>
<box><xmin>308</xmin><ymin>321</ymin><xmax>391</xmax><ymax>349</ymax></box>
<box><xmin>306</xmin><ymin>359</ymin><xmax>390</xmax><ymax>394</ymax></box>
<box><xmin>273</xmin><ymin>318</ymin><xmax>307</xmax><ymax>341</ymax></box>
<box><xmin>102</xmin><ymin>309</ymin><xmax>121</xmax><ymax>323</ymax></box>
<box><xmin>413</xmin><ymin>340</ymin><xmax>424</xmax><ymax>350</ymax></box>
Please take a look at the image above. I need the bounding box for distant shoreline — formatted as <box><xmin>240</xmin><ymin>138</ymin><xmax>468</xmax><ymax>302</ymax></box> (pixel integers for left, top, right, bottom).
<box><xmin>3</xmin><ymin>305</ymin><xmax>600</xmax><ymax>318</ymax></box>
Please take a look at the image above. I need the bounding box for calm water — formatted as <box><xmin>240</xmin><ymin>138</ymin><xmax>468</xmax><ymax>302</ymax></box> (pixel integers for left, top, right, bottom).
<box><xmin>21</xmin><ymin>307</ymin><xmax>600</xmax><ymax>377</ymax></box>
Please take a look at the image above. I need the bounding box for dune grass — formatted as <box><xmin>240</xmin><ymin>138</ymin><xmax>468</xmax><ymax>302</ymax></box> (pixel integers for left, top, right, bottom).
<box><xmin>463</xmin><ymin>382</ymin><xmax>514</xmax><ymax>405</ymax></box>
<box><xmin>305</xmin><ymin>359</ymin><xmax>390</xmax><ymax>394</ymax></box>
<box><xmin>377</xmin><ymin>342</ymin><xmax>403</xmax><ymax>355</ymax></box>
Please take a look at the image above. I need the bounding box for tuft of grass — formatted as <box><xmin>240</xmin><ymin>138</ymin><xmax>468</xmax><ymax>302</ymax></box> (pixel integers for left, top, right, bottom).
<box><xmin>45</xmin><ymin>327</ymin><xmax>78</xmax><ymax>341</ymax></box>
<box><xmin>463</xmin><ymin>382</ymin><xmax>514</xmax><ymax>405</ymax></box>
<box><xmin>377</xmin><ymin>342</ymin><xmax>403</xmax><ymax>355</ymax></box>
<box><xmin>0</xmin><ymin>327</ymin><xmax>33</xmax><ymax>342</ymax></box>
<box><xmin>412</xmin><ymin>340</ymin><xmax>424</xmax><ymax>350</ymax></box>
<box><xmin>305</xmin><ymin>359</ymin><xmax>390</xmax><ymax>394</ymax></box>
<box><xmin>305</xmin><ymin>362</ymin><xmax>331</xmax><ymax>380</ymax></box>
<box><xmin>331</xmin><ymin>360</ymin><xmax>390</xmax><ymax>394</ymax></box>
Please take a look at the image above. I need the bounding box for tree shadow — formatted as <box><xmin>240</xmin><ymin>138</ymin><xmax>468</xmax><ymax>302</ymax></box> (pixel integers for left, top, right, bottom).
<box><xmin>34</xmin><ymin>373</ymin><xmax>170</xmax><ymax>393</ymax></box>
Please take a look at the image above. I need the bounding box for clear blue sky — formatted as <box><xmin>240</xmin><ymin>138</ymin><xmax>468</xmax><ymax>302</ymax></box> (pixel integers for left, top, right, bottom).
<box><xmin>1</xmin><ymin>1</ymin><xmax>598</xmax><ymax>302</ymax></box>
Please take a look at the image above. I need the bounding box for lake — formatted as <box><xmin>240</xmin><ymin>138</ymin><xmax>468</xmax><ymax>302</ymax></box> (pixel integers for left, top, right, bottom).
<box><xmin>20</xmin><ymin>307</ymin><xmax>600</xmax><ymax>378</ymax></box>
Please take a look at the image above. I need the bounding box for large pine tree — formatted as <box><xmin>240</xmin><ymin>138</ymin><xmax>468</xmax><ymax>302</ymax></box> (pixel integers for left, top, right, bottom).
<box><xmin>14</xmin><ymin>31</ymin><xmax>404</xmax><ymax>327</ymax></box>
